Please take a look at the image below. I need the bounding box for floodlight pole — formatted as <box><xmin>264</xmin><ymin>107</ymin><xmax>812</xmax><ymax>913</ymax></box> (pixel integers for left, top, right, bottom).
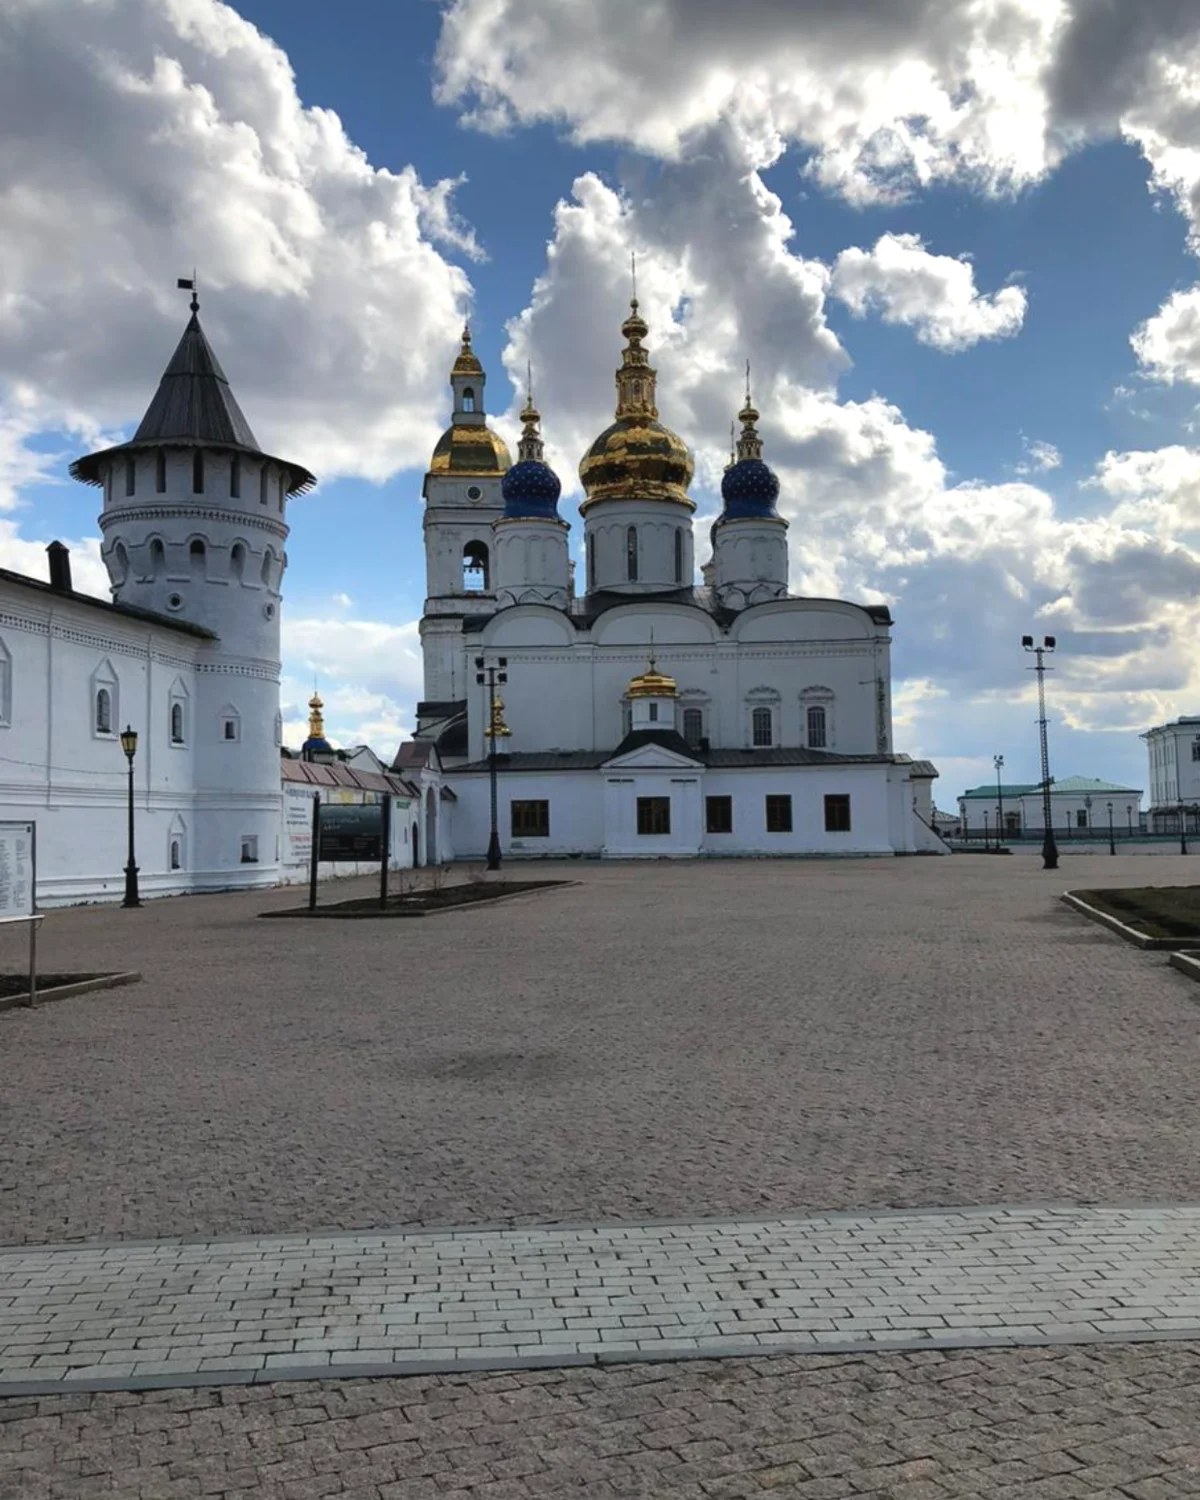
<box><xmin>475</xmin><ymin>655</ymin><xmax>508</xmax><ymax>872</ymax></box>
<box><xmin>1107</xmin><ymin>801</ymin><xmax>1115</xmax><ymax>856</ymax></box>
<box><xmin>1022</xmin><ymin>635</ymin><xmax>1059</xmax><ymax>871</ymax></box>
<box><xmin>994</xmin><ymin>753</ymin><xmax>1005</xmax><ymax>847</ymax></box>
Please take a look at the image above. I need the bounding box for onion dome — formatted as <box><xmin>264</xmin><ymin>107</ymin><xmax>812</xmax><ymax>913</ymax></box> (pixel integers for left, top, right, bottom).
<box><xmin>301</xmin><ymin>691</ymin><xmax>333</xmax><ymax>756</ymax></box>
<box><xmin>578</xmin><ymin>298</ymin><xmax>694</xmax><ymax>512</ymax></box>
<box><xmin>627</xmin><ymin>652</ymin><xmax>677</xmax><ymax>699</ymax></box>
<box><xmin>428</xmin><ymin>326</ymin><xmax>512</xmax><ymax>477</ymax></box>
<box><xmin>719</xmin><ymin>373</ymin><xmax>779</xmax><ymax>519</ymax></box>
<box><xmin>500</xmin><ymin>379</ymin><xmax>562</xmax><ymax>519</ymax></box>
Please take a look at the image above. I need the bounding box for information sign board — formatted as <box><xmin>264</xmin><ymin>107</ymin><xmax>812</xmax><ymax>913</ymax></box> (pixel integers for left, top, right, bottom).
<box><xmin>317</xmin><ymin>804</ymin><xmax>384</xmax><ymax>862</ymax></box>
<box><xmin>0</xmin><ymin>821</ymin><xmax>35</xmax><ymax>918</ymax></box>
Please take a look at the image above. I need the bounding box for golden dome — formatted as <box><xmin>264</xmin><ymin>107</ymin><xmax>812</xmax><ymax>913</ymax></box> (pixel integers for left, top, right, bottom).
<box><xmin>428</xmin><ymin>423</ymin><xmax>512</xmax><ymax>476</ymax></box>
<box><xmin>627</xmin><ymin>658</ymin><xmax>677</xmax><ymax>698</ymax></box>
<box><xmin>451</xmin><ymin>323</ymin><xmax>483</xmax><ymax>375</ymax></box>
<box><xmin>578</xmin><ymin>298</ymin><xmax>695</xmax><ymax>513</ymax></box>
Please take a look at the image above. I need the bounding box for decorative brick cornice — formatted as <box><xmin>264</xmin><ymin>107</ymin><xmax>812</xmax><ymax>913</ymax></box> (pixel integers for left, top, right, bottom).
<box><xmin>99</xmin><ymin>506</ymin><xmax>288</xmax><ymax>542</ymax></box>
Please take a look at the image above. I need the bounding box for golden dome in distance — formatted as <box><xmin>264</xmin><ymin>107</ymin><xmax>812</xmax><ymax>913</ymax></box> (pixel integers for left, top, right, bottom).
<box><xmin>627</xmin><ymin>649</ymin><xmax>678</xmax><ymax>699</ymax></box>
<box><xmin>578</xmin><ymin>295</ymin><xmax>695</xmax><ymax>512</ymax></box>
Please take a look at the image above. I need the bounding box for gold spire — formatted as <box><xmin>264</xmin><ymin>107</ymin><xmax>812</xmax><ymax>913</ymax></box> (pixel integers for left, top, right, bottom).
<box><xmin>517</xmin><ymin>361</ymin><xmax>545</xmax><ymax>463</ymax></box>
<box><xmin>487</xmin><ymin>694</ymin><xmax>512</xmax><ymax>739</ymax></box>
<box><xmin>307</xmin><ymin>691</ymin><xmax>325</xmax><ymax>741</ymax></box>
<box><xmin>627</xmin><ymin>639</ymin><xmax>678</xmax><ymax>699</ymax></box>
<box><xmin>735</xmin><ymin>360</ymin><xmax>763</xmax><ymax>462</ymax></box>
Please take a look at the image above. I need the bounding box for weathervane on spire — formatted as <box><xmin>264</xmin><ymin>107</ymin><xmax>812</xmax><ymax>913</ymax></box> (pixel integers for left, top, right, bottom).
<box><xmin>176</xmin><ymin>270</ymin><xmax>199</xmax><ymax>314</ymax></box>
<box><xmin>630</xmin><ymin>249</ymin><xmax>637</xmax><ymax>307</ymax></box>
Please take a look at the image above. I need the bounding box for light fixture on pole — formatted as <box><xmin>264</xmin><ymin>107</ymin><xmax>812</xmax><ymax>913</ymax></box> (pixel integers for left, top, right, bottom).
<box><xmin>1180</xmin><ymin>799</ymin><xmax>1189</xmax><ymax>856</ymax></box>
<box><xmin>1022</xmin><ymin>635</ymin><xmax>1059</xmax><ymax>871</ymax></box>
<box><xmin>1126</xmin><ymin>803</ymin><xmax>1134</xmax><ymax>839</ymax></box>
<box><xmin>474</xmin><ymin>655</ymin><xmax>509</xmax><ymax>872</ymax></box>
<box><xmin>993</xmin><ymin>753</ymin><xmax>1005</xmax><ymax>846</ymax></box>
<box><xmin>119</xmin><ymin>725</ymin><xmax>140</xmax><ymax>908</ymax></box>
<box><xmin>1107</xmin><ymin>800</ymin><xmax>1115</xmax><ymax>856</ymax></box>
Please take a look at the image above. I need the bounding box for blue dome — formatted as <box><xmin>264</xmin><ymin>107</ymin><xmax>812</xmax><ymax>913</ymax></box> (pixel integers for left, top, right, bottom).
<box><xmin>720</xmin><ymin>458</ymin><xmax>780</xmax><ymax>518</ymax></box>
<box><xmin>302</xmin><ymin>735</ymin><xmax>332</xmax><ymax>755</ymax></box>
<box><xmin>501</xmin><ymin>458</ymin><xmax>562</xmax><ymax>519</ymax></box>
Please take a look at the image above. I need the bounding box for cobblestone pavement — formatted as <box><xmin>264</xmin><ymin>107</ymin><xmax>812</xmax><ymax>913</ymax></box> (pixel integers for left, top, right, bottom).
<box><xmin>4</xmin><ymin>855</ymin><xmax>1200</xmax><ymax>1247</ymax></box>
<box><xmin>6</xmin><ymin>1342</ymin><xmax>1200</xmax><ymax>1499</ymax></box>
<box><xmin>8</xmin><ymin>1205</ymin><xmax>1200</xmax><ymax>1390</ymax></box>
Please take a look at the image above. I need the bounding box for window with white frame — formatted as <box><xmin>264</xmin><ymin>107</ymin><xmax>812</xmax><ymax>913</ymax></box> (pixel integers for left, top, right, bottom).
<box><xmin>168</xmin><ymin>679</ymin><xmax>188</xmax><ymax>746</ymax></box>
<box><xmin>220</xmin><ymin>704</ymin><xmax>241</xmax><ymax>742</ymax></box>
<box><xmin>91</xmin><ymin>660</ymin><xmax>118</xmax><ymax>738</ymax></box>
<box><xmin>240</xmin><ymin>834</ymin><xmax>259</xmax><ymax>864</ymax></box>
<box><xmin>806</xmin><ymin>704</ymin><xmax>827</xmax><ymax>748</ymax></box>
<box><xmin>800</xmin><ymin>686</ymin><xmax>835</xmax><ymax>750</ymax></box>
<box><xmin>0</xmin><ymin>637</ymin><xmax>11</xmax><ymax>727</ymax></box>
<box><xmin>751</xmin><ymin>705</ymin><xmax>773</xmax><ymax>747</ymax></box>
<box><xmin>682</xmin><ymin>707</ymin><xmax>704</xmax><ymax>748</ymax></box>
<box><xmin>168</xmin><ymin>815</ymin><xmax>187</xmax><ymax>872</ymax></box>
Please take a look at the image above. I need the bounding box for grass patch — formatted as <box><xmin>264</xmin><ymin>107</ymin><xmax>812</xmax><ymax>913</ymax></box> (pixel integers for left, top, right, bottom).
<box><xmin>1072</xmin><ymin>885</ymin><xmax>1200</xmax><ymax>940</ymax></box>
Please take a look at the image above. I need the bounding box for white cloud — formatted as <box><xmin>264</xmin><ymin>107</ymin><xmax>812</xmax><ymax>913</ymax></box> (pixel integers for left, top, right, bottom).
<box><xmin>0</xmin><ymin>0</ymin><xmax>477</xmax><ymax>485</ymax></box>
<box><xmin>1014</xmin><ymin>436</ymin><xmax>1063</xmax><ymax>474</ymax></box>
<box><xmin>1132</xmin><ymin>287</ymin><xmax>1200</xmax><ymax>386</ymax></box>
<box><xmin>280</xmin><ymin>615</ymin><xmax>423</xmax><ymax>758</ymax></box>
<box><xmin>830</xmin><ymin>233</ymin><xmax>1027</xmax><ymax>352</ymax></box>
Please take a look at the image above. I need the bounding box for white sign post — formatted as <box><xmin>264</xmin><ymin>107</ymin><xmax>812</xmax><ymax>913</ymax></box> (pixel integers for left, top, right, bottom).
<box><xmin>0</xmin><ymin>821</ymin><xmax>40</xmax><ymax>1007</ymax></box>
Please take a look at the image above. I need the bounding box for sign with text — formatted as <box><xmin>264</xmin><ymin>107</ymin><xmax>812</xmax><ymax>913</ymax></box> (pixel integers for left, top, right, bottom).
<box><xmin>317</xmin><ymin>803</ymin><xmax>383</xmax><ymax>863</ymax></box>
<box><xmin>0</xmin><ymin>821</ymin><xmax>35</xmax><ymax>918</ymax></box>
<box><xmin>283</xmin><ymin>786</ymin><xmax>316</xmax><ymax>867</ymax></box>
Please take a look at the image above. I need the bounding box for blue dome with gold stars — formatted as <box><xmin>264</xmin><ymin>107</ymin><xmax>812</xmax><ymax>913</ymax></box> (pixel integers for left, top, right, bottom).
<box><xmin>502</xmin><ymin>457</ymin><xmax>562</xmax><ymax>519</ymax></box>
<box><xmin>721</xmin><ymin>457</ymin><xmax>779</xmax><ymax>518</ymax></box>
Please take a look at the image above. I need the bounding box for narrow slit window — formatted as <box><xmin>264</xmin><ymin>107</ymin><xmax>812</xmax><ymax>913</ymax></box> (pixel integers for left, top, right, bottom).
<box><xmin>626</xmin><ymin>526</ymin><xmax>638</xmax><ymax>583</ymax></box>
<box><xmin>230</xmin><ymin>454</ymin><xmax>241</xmax><ymax>499</ymax></box>
<box><xmin>192</xmin><ymin>451</ymin><xmax>204</xmax><ymax>493</ymax></box>
<box><xmin>156</xmin><ymin>451</ymin><xmax>166</xmax><ymax>493</ymax></box>
<box><xmin>125</xmin><ymin>456</ymin><xmax>136</xmax><ymax>497</ymax></box>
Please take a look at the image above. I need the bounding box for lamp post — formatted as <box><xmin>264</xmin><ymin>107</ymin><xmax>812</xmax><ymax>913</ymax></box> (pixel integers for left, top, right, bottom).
<box><xmin>1084</xmin><ymin>794</ymin><xmax>1092</xmax><ymax>840</ymax></box>
<box><xmin>474</xmin><ymin>655</ymin><xmax>509</xmax><ymax>871</ymax></box>
<box><xmin>994</xmin><ymin>753</ymin><xmax>1005</xmax><ymax>846</ymax></box>
<box><xmin>1107</xmin><ymin>800</ymin><xmax>1115</xmax><ymax>856</ymax></box>
<box><xmin>1126</xmin><ymin>803</ymin><xmax>1133</xmax><ymax>839</ymax></box>
<box><xmin>983</xmin><ymin>809</ymin><xmax>990</xmax><ymax>851</ymax></box>
<box><xmin>1022</xmin><ymin>635</ymin><xmax>1059</xmax><ymax>870</ymax></box>
<box><xmin>119</xmin><ymin>725</ymin><xmax>140</xmax><ymax>908</ymax></box>
<box><xmin>1181</xmin><ymin>800</ymin><xmax>1189</xmax><ymax>856</ymax></box>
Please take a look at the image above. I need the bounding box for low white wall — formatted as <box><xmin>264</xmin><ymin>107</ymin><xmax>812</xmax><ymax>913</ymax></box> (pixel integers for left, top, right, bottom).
<box><xmin>449</xmin><ymin>771</ymin><xmax>604</xmax><ymax>859</ymax></box>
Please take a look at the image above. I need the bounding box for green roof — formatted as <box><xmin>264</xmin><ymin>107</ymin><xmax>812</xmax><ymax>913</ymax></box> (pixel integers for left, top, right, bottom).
<box><xmin>960</xmin><ymin>774</ymin><xmax>1140</xmax><ymax>800</ymax></box>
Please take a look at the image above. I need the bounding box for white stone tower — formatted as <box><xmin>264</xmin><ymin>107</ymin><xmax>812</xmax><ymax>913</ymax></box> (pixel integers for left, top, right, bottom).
<box><xmin>492</xmin><ymin>380</ymin><xmax>570</xmax><ymax>608</ymax></box>
<box><xmin>710</xmin><ymin>380</ymin><xmax>788</xmax><ymax>608</ymax></box>
<box><xmin>70</xmin><ymin>287</ymin><xmax>315</xmax><ymax>887</ymax></box>
<box><xmin>420</xmin><ymin>327</ymin><xmax>512</xmax><ymax>702</ymax></box>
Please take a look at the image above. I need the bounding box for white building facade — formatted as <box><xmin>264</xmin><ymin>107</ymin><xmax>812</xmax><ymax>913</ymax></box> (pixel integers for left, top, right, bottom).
<box><xmin>408</xmin><ymin>306</ymin><xmax>943</xmax><ymax>858</ymax></box>
<box><xmin>958</xmin><ymin>775</ymin><xmax>1143</xmax><ymax>839</ymax></box>
<box><xmin>0</xmin><ymin>291</ymin><xmax>314</xmax><ymax>904</ymax></box>
<box><xmin>1143</xmin><ymin>716</ymin><xmax>1200</xmax><ymax>831</ymax></box>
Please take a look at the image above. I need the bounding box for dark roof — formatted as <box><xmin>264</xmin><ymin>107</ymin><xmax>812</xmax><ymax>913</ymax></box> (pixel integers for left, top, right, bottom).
<box><xmin>416</xmin><ymin>700</ymin><xmax>466</xmax><ymax>720</ymax></box>
<box><xmin>453</xmin><ymin>746</ymin><xmax>901</xmax><ymax>773</ymax></box>
<box><xmin>907</xmin><ymin>760</ymin><xmax>939</xmax><ymax>778</ymax></box>
<box><xmin>70</xmin><ymin>311</ymin><xmax>315</xmax><ymax>495</ymax></box>
<box><xmin>460</xmin><ymin>588</ymin><xmax>892</xmax><ymax>635</ymax></box>
<box><xmin>0</xmin><ymin>566</ymin><xmax>215</xmax><ymax>639</ymax></box>
<box><xmin>610</xmin><ymin>727</ymin><xmax>698</xmax><ymax>760</ymax></box>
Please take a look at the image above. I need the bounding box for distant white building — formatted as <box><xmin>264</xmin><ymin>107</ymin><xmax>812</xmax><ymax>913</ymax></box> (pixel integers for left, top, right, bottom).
<box><xmin>958</xmin><ymin>776</ymin><xmax>1143</xmax><ymax>839</ymax></box>
<box><xmin>1142</xmin><ymin>717</ymin><xmax>1200</xmax><ymax>831</ymax></box>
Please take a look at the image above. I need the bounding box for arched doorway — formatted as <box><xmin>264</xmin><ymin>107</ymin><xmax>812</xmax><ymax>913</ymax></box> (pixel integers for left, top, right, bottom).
<box><xmin>425</xmin><ymin>788</ymin><xmax>438</xmax><ymax>867</ymax></box>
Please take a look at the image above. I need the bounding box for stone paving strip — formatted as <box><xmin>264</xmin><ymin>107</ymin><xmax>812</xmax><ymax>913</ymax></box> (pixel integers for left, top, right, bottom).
<box><xmin>4</xmin><ymin>1202</ymin><xmax>1200</xmax><ymax>1395</ymax></box>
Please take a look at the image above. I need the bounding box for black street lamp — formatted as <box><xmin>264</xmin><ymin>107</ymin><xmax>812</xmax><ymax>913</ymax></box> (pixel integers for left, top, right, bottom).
<box><xmin>474</xmin><ymin>655</ymin><xmax>509</xmax><ymax>871</ymax></box>
<box><xmin>1126</xmin><ymin>803</ymin><xmax>1134</xmax><ymax>839</ymax></box>
<box><xmin>119</xmin><ymin>725</ymin><xmax>140</xmax><ymax>908</ymax></box>
<box><xmin>1022</xmin><ymin>634</ymin><xmax>1059</xmax><ymax>870</ymax></box>
<box><xmin>994</xmin><ymin>753</ymin><xmax>1005</xmax><ymax>846</ymax></box>
<box><xmin>1084</xmin><ymin>794</ymin><xmax>1092</xmax><ymax>840</ymax></box>
<box><xmin>1181</xmin><ymin>800</ymin><xmax>1189</xmax><ymax>856</ymax></box>
<box><xmin>983</xmin><ymin>809</ymin><xmax>990</xmax><ymax>851</ymax></box>
<box><xmin>1107</xmin><ymin>800</ymin><xmax>1115</xmax><ymax>856</ymax></box>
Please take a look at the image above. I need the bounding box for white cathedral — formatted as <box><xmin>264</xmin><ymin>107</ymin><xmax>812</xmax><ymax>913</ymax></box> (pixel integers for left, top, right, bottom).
<box><xmin>0</xmin><ymin>291</ymin><xmax>939</xmax><ymax>905</ymax></box>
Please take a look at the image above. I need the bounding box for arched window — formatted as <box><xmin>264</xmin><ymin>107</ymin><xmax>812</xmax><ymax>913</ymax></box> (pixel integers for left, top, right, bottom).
<box><xmin>230</xmin><ymin>454</ymin><xmax>241</xmax><ymax>499</ymax></box>
<box><xmin>95</xmin><ymin>687</ymin><xmax>112</xmax><ymax>735</ymax></box>
<box><xmin>463</xmin><ymin>541</ymin><xmax>489</xmax><ymax>592</ymax></box>
<box><xmin>462</xmin><ymin>387</ymin><xmax>475</xmax><ymax>412</ymax></box>
<box><xmin>261</xmin><ymin>548</ymin><xmax>274</xmax><ymax>588</ymax></box>
<box><xmin>230</xmin><ymin>543</ymin><xmax>245</xmax><ymax>583</ymax></box>
<box><xmin>156</xmin><ymin>451</ymin><xmax>166</xmax><ymax>493</ymax></box>
<box><xmin>124</xmin><ymin>456</ymin><xmax>136</xmax><ymax>497</ymax></box>
<box><xmin>169</xmin><ymin>839</ymin><xmax>181</xmax><ymax>871</ymax></box>
<box><xmin>260</xmin><ymin>466</ymin><xmax>269</xmax><ymax>505</ymax></box>
<box><xmin>751</xmin><ymin>705</ymin><xmax>773</xmax><ymax>747</ymax></box>
<box><xmin>806</xmin><ymin>704</ymin><xmax>827</xmax><ymax>749</ymax></box>
<box><xmin>626</xmin><ymin>526</ymin><xmax>638</xmax><ymax>583</ymax></box>
<box><xmin>189</xmin><ymin>538</ymin><xmax>206</xmax><ymax>576</ymax></box>
<box><xmin>683</xmin><ymin>708</ymin><xmax>703</xmax><ymax>747</ymax></box>
<box><xmin>170</xmin><ymin>702</ymin><xmax>184</xmax><ymax>744</ymax></box>
<box><xmin>149</xmin><ymin>539</ymin><xmax>165</xmax><ymax>577</ymax></box>
<box><xmin>112</xmin><ymin>541</ymin><xmax>129</xmax><ymax>586</ymax></box>
<box><xmin>674</xmin><ymin>529</ymin><xmax>684</xmax><ymax>585</ymax></box>
<box><xmin>192</xmin><ymin>451</ymin><xmax>204</xmax><ymax>493</ymax></box>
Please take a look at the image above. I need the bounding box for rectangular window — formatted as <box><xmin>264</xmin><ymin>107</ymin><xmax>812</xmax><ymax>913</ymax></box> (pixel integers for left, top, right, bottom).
<box><xmin>706</xmin><ymin>795</ymin><xmax>732</xmax><ymax>834</ymax></box>
<box><xmin>156</xmin><ymin>450</ymin><xmax>166</xmax><ymax>493</ymax></box>
<box><xmin>825</xmin><ymin>794</ymin><xmax>851</xmax><ymax>833</ymax></box>
<box><xmin>637</xmin><ymin>796</ymin><xmax>671</xmax><ymax>835</ymax></box>
<box><xmin>240</xmin><ymin>835</ymin><xmax>259</xmax><ymax>864</ymax></box>
<box><xmin>230</xmin><ymin>453</ymin><xmax>241</xmax><ymax>499</ymax></box>
<box><xmin>511</xmin><ymin>800</ymin><xmax>549</xmax><ymax>838</ymax></box>
<box><xmin>648</xmin><ymin>701</ymin><xmax>658</xmax><ymax>722</ymax></box>
<box><xmin>260</xmin><ymin>467</ymin><xmax>269</xmax><ymax>505</ymax></box>
<box><xmin>765</xmin><ymin>794</ymin><xmax>792</xmax><ymax>833</ymax></box>
<box><xmin>1076</xmin><ymin>808</ymin><xmax>1088</xmax><ymax>828</ymax></box>
<box><xmin>751</xmin><ymin>706</ymin><xmax>773</xmax><ymax>747</ymax></box>
<box><xmin>223</xmin><ymin>718</ymin><xmax>239</xmax><ymax>742</ymax></box>
<box><xmin>806</xmin><ymin>704</ymin><xmax>827</xmax><ymax>748</ymax></box>
<box><xmin>1192</xmin><ymin>741</ymin><xmax>1200</xmax><ymax>762</ymax></box>
<box><xmin>125</xmin><ymin>456</ymin><xmax>136</xmax><ymax>497</ymax></box>
<box><xmin>683</xmin><ymin>707</ymin><xmax>703</xmax><ymax>748</ymax></box>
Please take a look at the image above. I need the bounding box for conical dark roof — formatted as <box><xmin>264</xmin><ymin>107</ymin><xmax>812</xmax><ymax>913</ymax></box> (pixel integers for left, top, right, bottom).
<box><xmin>132</xmin><ymin>313</ymin><xmax>260</xmax><ymax>449</ymax></box>
<box><xmin>71</xmin><ymin>309</ymin><xmax>315</xmax><ymax>494</ymax></box>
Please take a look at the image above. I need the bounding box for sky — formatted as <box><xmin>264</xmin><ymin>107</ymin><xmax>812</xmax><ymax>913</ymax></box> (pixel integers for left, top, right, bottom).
<box><xmin>3</xmin><ymin>0</ymin><xmax>1200</xmax><ymax>806</ymax></box>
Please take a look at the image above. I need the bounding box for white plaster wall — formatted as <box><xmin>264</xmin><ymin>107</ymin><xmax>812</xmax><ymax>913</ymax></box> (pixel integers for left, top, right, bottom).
<box><xmin>699</xmin><ymin>766</ymin><xmax>893</xmax><ymax>855</ymax></box>
<box><xmin>602</xmin><ymin>767</ymin><xmax>704</xmax><ymax>857</ymax></box>
<box><xmin>711</xmin><ymin>516</ymin><xmax>789</xmax><ymax>607</ymax></box>
<box><xmin>583</xmin><ymin>498</ymin><xmax>695</xmax><ymax>593</ymax></box>
<box><xmin>449</xmin><ymin>770</ymin><xmax>603</xmax><ymax>858</ymax></box>
<box><xmin>493</xmin><ymin>518</ymin><xmax>571</xmax><ymax>607</ymax></box>
<box><xmin>422</xmin><ymin>472</ymin><xmax>505</xmax><ymax>603</ymax></box>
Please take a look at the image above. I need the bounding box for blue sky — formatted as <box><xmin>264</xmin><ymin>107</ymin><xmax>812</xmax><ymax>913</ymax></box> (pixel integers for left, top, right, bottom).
<box><xmin>4</xmin><ymin>0</ymin><xmax>1200</xmax><ymax>808</ymax></box>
